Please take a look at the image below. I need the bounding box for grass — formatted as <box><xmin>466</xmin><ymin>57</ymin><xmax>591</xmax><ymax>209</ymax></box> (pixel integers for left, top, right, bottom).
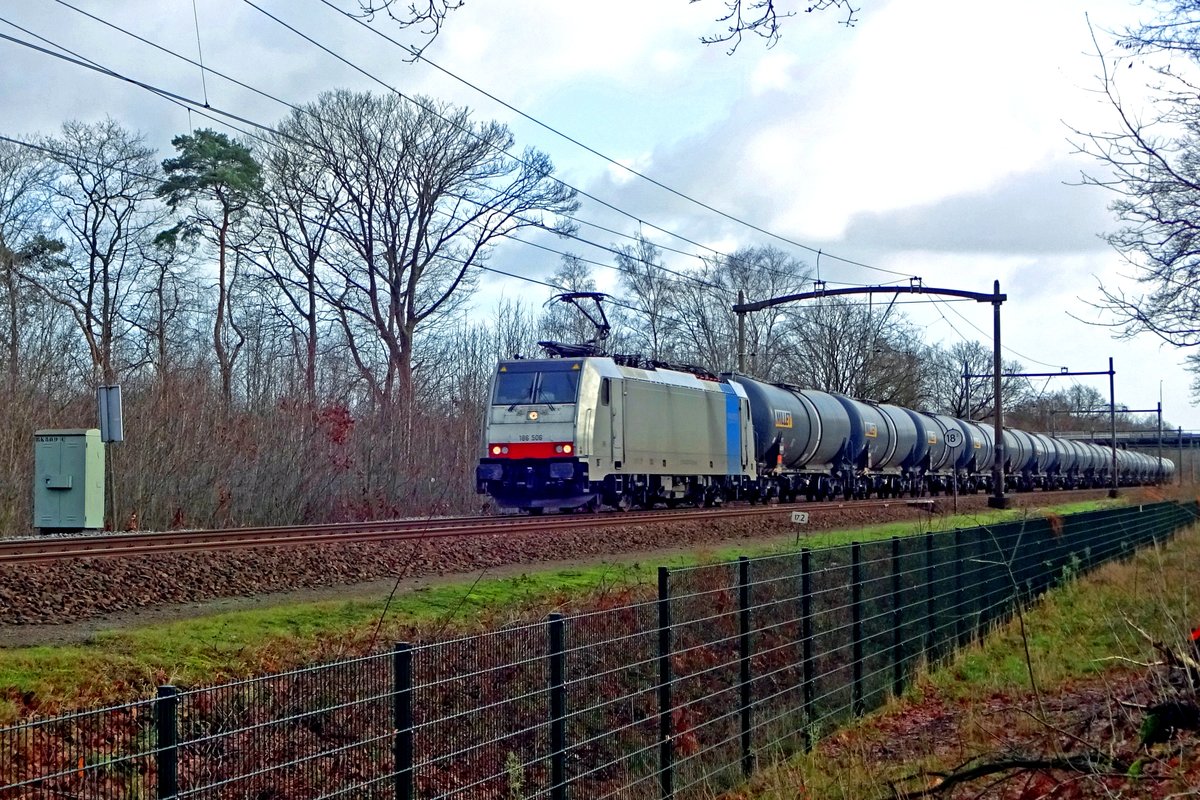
<box><xmin>734</xmin><ymin>512</ymin><xmax>1200</xmax><ymax>800</ymax></box>
<box><xmin>0</xmin><ymin>496</ymin><xmax>1129</xmax><ymax>721</ymax></box>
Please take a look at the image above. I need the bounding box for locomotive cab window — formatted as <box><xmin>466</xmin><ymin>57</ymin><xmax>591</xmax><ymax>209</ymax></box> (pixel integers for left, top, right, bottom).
<box><xmin>493</xmin><ymin>372</ymin><xmax>536</xmax><ymax>406</ymax></box>
<box><xmin>492</xmin><ymin>370</ymin><xmax>581</xmax><ymax>406</ymax></box>
<box><xmin>535</xmin><ymin>371</ymin><xmax>580</xmax><ymax>404</ymax></box>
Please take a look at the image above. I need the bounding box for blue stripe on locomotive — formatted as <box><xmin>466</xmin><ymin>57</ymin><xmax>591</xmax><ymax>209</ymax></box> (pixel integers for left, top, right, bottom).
<box><xmin>720</xmin><ymin>384</ymin><xmax>741</xmax><ymax>475</ymax></box>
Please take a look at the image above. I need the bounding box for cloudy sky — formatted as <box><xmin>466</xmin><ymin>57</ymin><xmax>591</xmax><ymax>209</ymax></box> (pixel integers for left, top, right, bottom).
<box><xmin>2</xmin><ymin>0</ymin><xmax>1194</xmax><ymax>428</ymax></box>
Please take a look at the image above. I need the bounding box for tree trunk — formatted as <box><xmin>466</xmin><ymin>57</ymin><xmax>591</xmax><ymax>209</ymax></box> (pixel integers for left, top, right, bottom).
<box><xmin>215</xmin><ymin>209</ymin><xmax>231</xmax><ymax>406</ymax></box>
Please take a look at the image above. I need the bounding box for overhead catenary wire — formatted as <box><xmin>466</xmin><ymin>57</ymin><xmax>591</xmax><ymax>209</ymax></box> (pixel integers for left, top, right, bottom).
<box><xmin>25</xmin><ymin>3</ymin><xmax>772</xmax><ymax>293</ymax></box>
<box><xmin>0</xmin><ymin>130</ymin><xmax>715</xmax><ymax>340</ymax></box>
<box><xmin>4</xmin><ymin>8</ymin><xmax>1012</xmax><ymax>363</ymax></box>
<box><xmin>6</xmin><ymin>88</ymin><xmax>930</xmax><ymax>351</ymax></box>
<box><xmin>934</xmin><ymin>295</ymin><xmax>1067</xmax><ymax>370</ymax></box>
<box><xmin>10</xmin><ymin>1</ymin><xmax>1127</xmax><ymax>403</ymax></box>
<box><xmin>23</xmin><ymin>0</ymin><xmax>936</xmax><ymax>332</ymax></box>
<box><xmin>0</xmin><ymin>18</ymin><xmax>735</xmax><ymax>303</ymax></box>
<box><xmin>307</xmin><ymin>0</ymin><xmax>913</xmax><ymax>280</ymax></box>
<box><xmin>4</xmin><ymin>15</ymin><xmax>870</xmax><ymax>356</ymax></box>
<box><xmin>240</xmin><ymin>0</ymin><xmax>878</xmax><ymax>284</ymax></box>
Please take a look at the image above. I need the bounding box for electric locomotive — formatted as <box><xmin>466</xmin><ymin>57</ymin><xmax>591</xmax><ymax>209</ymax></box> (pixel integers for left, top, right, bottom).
<box><xmin>475</xmin><ymin>354</ymin><xmax>756</xmax><ymax>512</ymax></box>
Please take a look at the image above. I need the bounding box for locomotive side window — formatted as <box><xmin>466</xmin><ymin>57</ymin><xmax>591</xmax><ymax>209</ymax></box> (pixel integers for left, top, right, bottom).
<box><xmin>536</xmin><ymin>371</ymin><xmax>580</xmax><ymax>404</ymax></box>
<box><xmin>494</xmin><ymin>372</ymin><xmax>536</xmax><ymax>405</ymax></box>
<box><xmin>601</xmin><ymin>378</ymin><xmax>610</xmax><ymax>406</ymax></box>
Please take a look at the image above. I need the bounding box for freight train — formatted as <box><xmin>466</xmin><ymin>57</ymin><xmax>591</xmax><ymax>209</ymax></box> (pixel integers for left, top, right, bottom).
<box><xmin>475</xmin><ymin>354</ymin><xmax>1174</xmax><ymax>513</ymax></box>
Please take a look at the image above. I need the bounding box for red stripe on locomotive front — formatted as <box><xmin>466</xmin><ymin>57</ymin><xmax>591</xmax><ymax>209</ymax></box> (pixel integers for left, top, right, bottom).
<box><xmin>488</xmin><ymin>442</ymin><xmax>574</xmax><ymax>459</ymax></box>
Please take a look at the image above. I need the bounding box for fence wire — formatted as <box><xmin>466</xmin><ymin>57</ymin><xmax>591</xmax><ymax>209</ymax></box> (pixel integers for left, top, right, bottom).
<box><xmin>1</xmin><ymin>500</ymin><xmax>1194</xmax><ymax>799</ymax></box>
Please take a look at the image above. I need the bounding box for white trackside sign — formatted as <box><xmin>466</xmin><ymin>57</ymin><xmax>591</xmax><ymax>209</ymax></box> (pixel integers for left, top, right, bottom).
<box><xmin>791</xmin><ymin>511</ymin><xmax>810</xmax><ymax>524</ymax></box>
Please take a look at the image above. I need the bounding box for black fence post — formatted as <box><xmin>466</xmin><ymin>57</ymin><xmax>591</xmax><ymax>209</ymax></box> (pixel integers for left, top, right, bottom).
<box><xmin>393</xmin><ymin>642</ymin><xmax>413</xmax><ymax>800</ymax></box>
<box><xmin>549</xmin><ymin>614</ymin><xmax>568</xmax><ymax>800</ymax></box>
<box><xmin>657</xmin><ymin>566</ymin><xmax>674</xmax><ymax>800</ymax></box>
<box><xmin>738</xmin><ymin>556</ymin><xmax>753</xmax><ymax>778</ymax></box>
<box><xmin>800</xmin><ymin>548</ymin><xmax>814</xmax><ymax>752</ymax></box>
<box><xmin>851</xmin><ymin>542</ymin><xmax>864</xmax><ymax>717</ymax></box>
<box><xmin>890</xmin><ymin>536</ymin><xmax>903</xmax><ymax>698</ymax></box>
<box><xmin>924</xmin><ymin>532</ymin><xmax>935</xmax><ymax>660</ymax></box>
<box><xmin>156</xmin><ymin>685</ymin><xmax>178</xmax><ymax>800</ymax></box>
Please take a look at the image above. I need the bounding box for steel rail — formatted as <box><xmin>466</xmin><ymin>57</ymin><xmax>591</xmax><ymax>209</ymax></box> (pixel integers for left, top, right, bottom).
<box><xmin>0</xmin><ymin>499</ymin><xmax>932</xmax><ymax>565</ymax></box>
<box><xmin>0</xmin><ymin>488</ymin><xmax>1111</xmax><ymax>566</ymax></box>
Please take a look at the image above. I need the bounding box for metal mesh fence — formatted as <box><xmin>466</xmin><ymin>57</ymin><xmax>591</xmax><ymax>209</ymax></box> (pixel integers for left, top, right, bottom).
<box><xmin>2</xmin><ymin>500</ymin><xmax>1195</xmax><ymax>799</ymax></box>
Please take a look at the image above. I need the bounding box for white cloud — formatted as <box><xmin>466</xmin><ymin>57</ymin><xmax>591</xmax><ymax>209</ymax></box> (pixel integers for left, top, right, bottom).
<box><xmin>2</xmin><ymin>0</ymin><xmax>1193</xmax><ymax>423</ymax></box>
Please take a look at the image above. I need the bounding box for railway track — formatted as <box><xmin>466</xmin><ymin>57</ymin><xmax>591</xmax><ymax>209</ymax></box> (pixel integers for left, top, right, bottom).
<box><xmin>1</xmin><ymin>498</ymin><xmax>932</xmax><ymax>565</ymax></box>
<box><xmin>0</xmin><ymin>488</ymin><xmax>1111</xmax><ymax>565</ymax></box>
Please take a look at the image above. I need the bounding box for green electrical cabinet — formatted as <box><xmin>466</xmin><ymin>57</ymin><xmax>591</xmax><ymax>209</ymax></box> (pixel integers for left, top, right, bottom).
<box><xmin>34</xmin><ymin>429</ymin><xmax>105</xmax><ymax>533</ymax></box>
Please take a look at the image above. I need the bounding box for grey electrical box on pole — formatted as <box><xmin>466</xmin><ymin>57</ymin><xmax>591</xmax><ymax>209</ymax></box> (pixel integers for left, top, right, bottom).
<box><xmin>97</xmin><ymin>385</ymin><xmax>124</xmax><ymax>443</ymax></box>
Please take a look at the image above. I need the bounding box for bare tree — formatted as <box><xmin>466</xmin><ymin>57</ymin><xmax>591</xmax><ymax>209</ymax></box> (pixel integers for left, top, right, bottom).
<box><xmin>780</xmin><ymin>297</ymin><xmax>928</xmax><ymax>403</ymax></box>
<box><xmin>1007</xmin><ymin>383</ymin><xmax>1109</xmax><ymax>432</ymax></box>
<box><xmin>491</xmin><ymin>296</ymin><xmax>542</xmax><ymax>361</ymax></box>
<box><xmin>0</xmin><ymin>140</ymin><xmax>57</xmax><ymax>389</ymax></box>
<box><xmin>34</xmin><ymin>119</ymin><xmax>164</xmax><ymax>385</ymax></box>
<box><xmin>347</xmin><ymin>0</ymin><xmax>859</xmax><ymax>54</ymax></box>
<box><xmin>615</xmin><ymin>233</ymin><xmax>678</xmax><ymax>361</ymax></box>
<box><xmin>131</xmin><ymin>236</ymin><xmax>200</xmax><ymax>400</ymax></box>
<box><xmin>275</xmin><ymin>90</ymin><xmax>577</xmax><ymax>427</ymax></box>
<box><xmin>924</xmin><ymin>339</ymin><xmax>1026</xmax><ymax>419</ymax></box>
<box><xmin>1073</xmin><ymin>3</ymin><xmax>1200</xmax><ymax>396</ymax></box>
<box><xmin>692</xmin><ymin>0</ymin><xmax>859</xmax><ymax>51</ymax></box>
<box><xmin>674</xmin><ymin>244</ymin><xmax>808</xmax><ymax>376</ymax></box>
<box><xmin>253</xmin><ymin>134</ymin><xmax>340</xmax><ymax>404</ymax></box>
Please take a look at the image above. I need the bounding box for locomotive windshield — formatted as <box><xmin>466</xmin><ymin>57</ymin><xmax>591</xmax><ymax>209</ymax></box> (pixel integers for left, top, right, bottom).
<box><xmin>493</xmin><ymin>370</ymin><xmax>580</xmax><ymax>405</ymax></box>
